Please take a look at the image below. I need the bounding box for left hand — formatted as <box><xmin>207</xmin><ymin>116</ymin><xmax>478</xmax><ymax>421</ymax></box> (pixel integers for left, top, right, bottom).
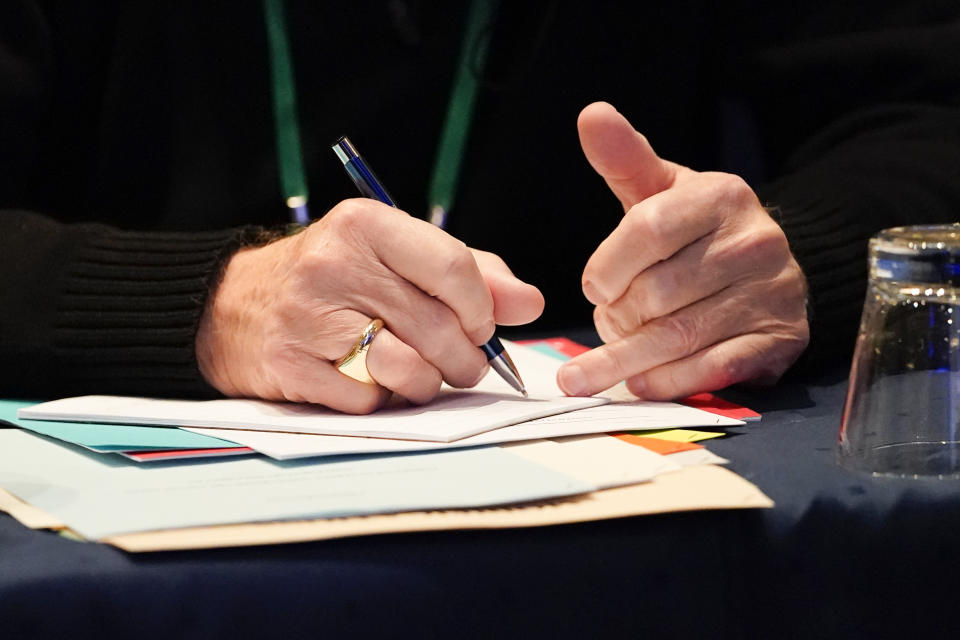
<box><xmin>557</xmin><ymin>102</ymin><xmax>809</xmax><ymax>400</ymax></box>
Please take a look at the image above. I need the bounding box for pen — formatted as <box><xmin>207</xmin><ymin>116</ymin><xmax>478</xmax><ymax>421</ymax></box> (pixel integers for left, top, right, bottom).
<box><xmin>332</xmin><ymin>135</ymin><xmax>527</xmax><ymax>397</ymax></box>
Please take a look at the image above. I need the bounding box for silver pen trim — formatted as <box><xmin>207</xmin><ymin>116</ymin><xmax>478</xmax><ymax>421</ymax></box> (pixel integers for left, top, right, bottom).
<box><xmin>488</xmin><ymin>353</ymin><xmax>527</xmax><ymax>397</ymax></box>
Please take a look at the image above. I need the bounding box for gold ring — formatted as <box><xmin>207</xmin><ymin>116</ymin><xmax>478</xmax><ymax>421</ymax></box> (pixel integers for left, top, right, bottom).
<box><xmin>334</xmin><ymin>319</ymin><xmax>384</xmax><ymax>385</ymax></box>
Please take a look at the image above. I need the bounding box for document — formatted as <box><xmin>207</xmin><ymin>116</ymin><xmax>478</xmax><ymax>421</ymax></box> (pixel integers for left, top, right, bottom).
<box><xmin>100</xmin><ymin>464</ymin><xmax>772</xmax><ymax>552</ymax></box>
<box><xmin>19</xmin><ymin>344</ymin><xmax>607</xmax><ymax>442</ymax></box>
<box><xmin>0</xmin><ymin>430</ymin><xmax>594</xmax><ymax>540</ymax></box>
<box><xmin>0</xmin><ymin>430</ymin><xmax>768</xmax><ymax>552</ymax></box>
<box><xmin>0</xmin><ymin>434</ymin><xmax>680</xmax><ymax>532</ymax></box>
<box><xmin>183</xmin><ymin>400</ymin><xmax>743</xmax><ymax>460</ymax></box>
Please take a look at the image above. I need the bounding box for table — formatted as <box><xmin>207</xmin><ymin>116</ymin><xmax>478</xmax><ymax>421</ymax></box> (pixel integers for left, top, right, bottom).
<box><xmin>3</xmin><ymin>369</ymin><xmax>960</xmax><ymax>639</ymax></box>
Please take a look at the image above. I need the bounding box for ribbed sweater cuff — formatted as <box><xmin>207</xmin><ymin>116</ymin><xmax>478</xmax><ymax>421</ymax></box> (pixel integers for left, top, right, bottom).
<box><xmin>54</xmin><ymin>226</ymin><xmax>274</xmax><ymax>398</ymax></box>
<box><xmin>762</xmin><ymin>184</ymin><xmax>870</xmax><ymax>374</ymax></box>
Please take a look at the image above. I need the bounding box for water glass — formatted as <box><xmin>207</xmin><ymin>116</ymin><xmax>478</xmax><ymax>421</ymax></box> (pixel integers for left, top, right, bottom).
<box><xmin>839</xmin><ymin>224</ymin><xmax>960</xmax><ymax>476</ymax></box>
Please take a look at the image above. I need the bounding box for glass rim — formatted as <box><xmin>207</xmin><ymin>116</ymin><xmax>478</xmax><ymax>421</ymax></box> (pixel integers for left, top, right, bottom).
<box><xmin>871</xmin><ymin>223</ymin><xmax>960</xmax><ymax>256</ymax></box>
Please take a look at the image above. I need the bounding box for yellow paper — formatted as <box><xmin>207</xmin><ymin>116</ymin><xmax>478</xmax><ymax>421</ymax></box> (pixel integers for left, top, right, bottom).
<box><xmin>633</xmin><ymin>428</ymin><xmax>725</xmax><ymax>443</ymax></box>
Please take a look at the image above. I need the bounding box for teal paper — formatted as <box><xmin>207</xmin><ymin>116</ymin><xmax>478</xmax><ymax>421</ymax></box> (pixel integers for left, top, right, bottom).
<box><xmin>525</xmin><ymin>343</ymin><xmax>569</xmax><ymax>361</ymax></box>
<box><xmin>0</xmin><ymin>400</ymin><xmax>241</xmax><ymax>452</ymax></box>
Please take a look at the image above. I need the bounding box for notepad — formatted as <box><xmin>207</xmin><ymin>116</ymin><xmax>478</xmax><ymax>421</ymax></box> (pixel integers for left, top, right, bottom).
<box><xmin>19</xmin><ymin>343</ymin><xmax>606</xmax><ymax>442</ymax></box>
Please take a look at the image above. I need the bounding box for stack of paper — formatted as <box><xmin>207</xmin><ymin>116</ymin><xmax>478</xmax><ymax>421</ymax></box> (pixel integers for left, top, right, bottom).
<box><xmin>0</xmin><ymin>340</ymin><xmax>771</xmax><ymax>551</ymax></box>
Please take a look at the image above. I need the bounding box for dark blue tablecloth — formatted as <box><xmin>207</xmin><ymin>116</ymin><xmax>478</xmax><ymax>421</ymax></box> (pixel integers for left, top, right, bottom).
<box><xmin>3</xmin><ymin>370</ymin><xmax>960</xmax><ymax>639</ymax></box>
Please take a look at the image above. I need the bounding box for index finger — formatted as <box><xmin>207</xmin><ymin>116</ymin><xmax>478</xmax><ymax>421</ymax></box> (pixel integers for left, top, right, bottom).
<box><xmin>358</xmin><ymin>202</ymin><xmax>496</xmax><ymax>346</ymax></box>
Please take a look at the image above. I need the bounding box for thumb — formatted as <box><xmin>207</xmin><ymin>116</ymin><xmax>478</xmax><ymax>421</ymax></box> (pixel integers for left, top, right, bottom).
<box><xmin>578</xmin><ymin>101</ymin><xmax>677</xmax><ymax>210</ymax></box>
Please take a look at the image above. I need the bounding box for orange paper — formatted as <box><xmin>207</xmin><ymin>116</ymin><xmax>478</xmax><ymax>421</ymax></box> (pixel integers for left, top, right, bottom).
<box><xmin>613</xmin><ymin>433</ymin><xmax>704</xmax><ymax>455</ymax></box>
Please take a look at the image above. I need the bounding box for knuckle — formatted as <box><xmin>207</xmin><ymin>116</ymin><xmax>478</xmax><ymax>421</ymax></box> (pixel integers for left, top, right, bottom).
<box><xmin>581</xmin><ymin>259</ymin><xmax>601</xmax><ymax>287</ymax></box>
<box><xmin>777</xmin><ymin>331</ymin><xmax>810</xmax><ymax>364</ymax></box>
<box><xmin>691</xmin><ymin>347</ymin><xmax>743</xmax><ymax>392</ymax></box>
<box><xmin>783</xmin><ymin>261</ymin><xmax>809</xmax><ymax>302</ymax></box>
<box><xmin>297</xmin><ymin>243</ymin><xmax>353</xmax><ymax>285</ymax></box>
<box><xmin>327</xmin><ymin>198</ymin><xmax>371</xmax><ymax>228</ymax></box>
<box><xmin>764</xmin><ymin>269</ymin><xmax>809</xmax><ymax>321</ymax></box>
<box><xmin>471</xmin><ymin>317</ymin><xmax>497</xmax><ymax>345</ymax></box>
<box><xmin>625</xmin><ymin>204</ymin><xmax>667</xmax><ymax>252</ymax></box>
<box><xmin>610</xmin><ymin>311</ymin><xmax>634</xmax><ymax>338</ymax></box>
<box><xmin>744</xmin><ymin>225</ymin><xmax>790</xmax><ymax>265</ymax></box>
<box><xmin>594</xmin><ymin>306</ymin><xmax>618</xmax><ymax>344</ymax></box>
<box><xmin>436</xmin><ymin>240</ymin><xmax>475</xmax><ymax>282</ymax></box>
<box><xmin>634</xmin><ymin>279</ymin><xmax>670</xmax><ymax>321</ymax></box>
<box><xmin>462</xmin><ymin>303</ymin><xmax>496</xmax><ymax>344</ymax></box>
<box><xmin>660</xmin><ymin>314</ymin><xmax>702</xmax><ymax>357</ymax></box>
<box><xmin>323</xmin><ymin>200</ymin><xmax>387</xmax><ymax>247</ymax></box>
<box><xmin>713</xmin><ymin>172</ymin><xmax>756</xmax><ymax>206</ymax></box>
<box><xmin>595</xmin><ymin>305</ymin><xmax>634</xmax><ymax>342</ymax></box>
<box><xmin>711</xmin><ymin>353</ymin><xmax>743</xmax><ymax>389</ymax></box>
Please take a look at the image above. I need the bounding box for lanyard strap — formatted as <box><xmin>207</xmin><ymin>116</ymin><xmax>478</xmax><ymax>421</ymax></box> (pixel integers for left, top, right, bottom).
<box><xmin>264</xmin><ymin>0</ymin><xmax>310</xmax><ymax>224</ymax></box>
<box><xmin>427</xmin><ymin>0</ymin><xmax>497</xmax><ymax>229</ymax></box>
<box><xmin>264</xmin><ymin>1</ymin><xmax>495</xmax><ymax>228</ymax></box>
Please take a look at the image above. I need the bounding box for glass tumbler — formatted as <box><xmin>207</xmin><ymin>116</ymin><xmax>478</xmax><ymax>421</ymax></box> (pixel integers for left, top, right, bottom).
<box><xmin>839</xmin><ymin>224</ymin><xmax>960</xmax><ymax>476</ymax></box>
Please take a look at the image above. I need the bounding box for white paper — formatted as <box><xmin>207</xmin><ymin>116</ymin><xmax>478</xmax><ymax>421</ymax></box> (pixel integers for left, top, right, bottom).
<box><xmin>19</xmin><ymin>343</ymin><xmax>606</xmax><ymax>442</ymax></box>
<box><xmin>185</xmin><ymin>400</ymin><xmax>743</xmax><ymax>459</ymax></box>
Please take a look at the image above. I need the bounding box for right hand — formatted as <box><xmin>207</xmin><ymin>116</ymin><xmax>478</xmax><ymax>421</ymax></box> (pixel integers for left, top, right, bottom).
<box><xmin>195</xmin><ymin>199</ymin><xmax>544</xmax><ymax>413</ymax></box>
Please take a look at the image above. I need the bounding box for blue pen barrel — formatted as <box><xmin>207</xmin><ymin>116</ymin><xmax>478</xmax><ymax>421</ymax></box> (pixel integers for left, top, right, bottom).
<box><xmin>481</xmin><ymin>338</ymin><xmax>505</xmax><ymax>359</ymax></box>
<box><xmin>334</xmin><ymin>136</ymin><xmax>397</xmax><ymax>207</ymax></box>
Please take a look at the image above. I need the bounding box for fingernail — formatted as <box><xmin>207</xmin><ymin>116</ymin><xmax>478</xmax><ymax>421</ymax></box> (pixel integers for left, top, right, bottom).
<box><xmin>582</xmin><ymin>280</ymin><xmax>607</xmax><ymax>305</ymax></box>
<box><xmin>558</xmin><ymin>364</ymin><xmax>587</xmax><ymax>396</ymax></box>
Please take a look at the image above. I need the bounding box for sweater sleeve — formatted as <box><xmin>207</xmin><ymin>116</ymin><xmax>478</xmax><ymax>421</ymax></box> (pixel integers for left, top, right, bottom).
<box><xmin>0</xmin><ymin>3</ymin><xmax>281</xmax><ymax>399</ymax></box>
<box><xmin>0</xmin><ymin>211</ymin><xmax>274</xmax><ymax>399</ymax></box>
<box><xmin>746</xmin><ymin>14</ymin><xmax>960</xmax><ymax>372</ymax></box>
<box><xmin>759</xmin><ymin>105</ymin><xmax>960</xmax><ymax>373</ymax></box>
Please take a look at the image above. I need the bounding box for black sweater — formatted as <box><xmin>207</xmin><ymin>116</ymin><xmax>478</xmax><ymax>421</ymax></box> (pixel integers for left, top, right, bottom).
<box><xmin>2</xmin><ymin>1</ymin><xmax>959</xmax><ymax>398</ymax></box>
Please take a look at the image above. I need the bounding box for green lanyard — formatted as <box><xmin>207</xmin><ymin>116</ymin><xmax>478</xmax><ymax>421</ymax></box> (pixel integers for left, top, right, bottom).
<box><xmin>427</xmin><ymin>0</ymin><xmax>497</xmax><ymax>229</ymax></box>
<box><xmin>263</xmin><ymin>0</ymin><xmax>496</xmax><ymax>228</ymax></box>
<box><xmin>263</xmin><ymin>0</ymin><xmax>310</xmax><ymax>225</ymax></box>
